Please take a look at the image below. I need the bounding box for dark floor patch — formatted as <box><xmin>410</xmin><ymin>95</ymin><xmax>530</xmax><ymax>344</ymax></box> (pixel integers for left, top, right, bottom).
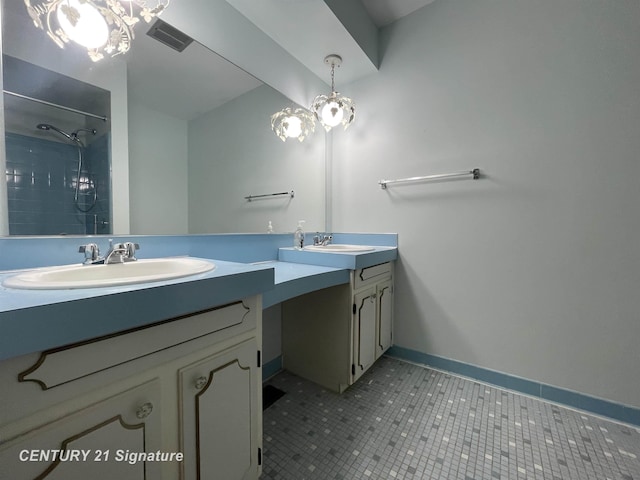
<box><xmin>263</xmin><ymin>384</ymin><xmax>286</xmax><ymax>410</ymax></box>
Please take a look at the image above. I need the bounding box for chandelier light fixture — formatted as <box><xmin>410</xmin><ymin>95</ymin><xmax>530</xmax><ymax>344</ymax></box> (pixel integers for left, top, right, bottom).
<box><xmin>270</xmin><ymin>53</ymin><xmax>355</xmax><ymax>142</ymax></box>
<box><xmin>270</xmin><ymin>107</ymin><xmax>316</xmax><ymax>142</ymax></box>
<box><xmin>311</xmin><ymin>54</ymin><xmax>355</xmax><ymax>132</ymax></box>
<box><xmin>24</xmin><ymin>0</ymin><xmax>170</xmax><ymax>62</ymax></box>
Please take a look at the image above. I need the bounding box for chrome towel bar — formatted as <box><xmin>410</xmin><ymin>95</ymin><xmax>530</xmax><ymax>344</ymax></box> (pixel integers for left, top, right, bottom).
<box><xmin>245</xmin><ymin>190</ymin><xmax>295</xmax><ymax>202</ymax></box>
<box><xmin>379</xmin><ymin>168</ymin><xmax>480</xmax><ymax>189</ymax></box>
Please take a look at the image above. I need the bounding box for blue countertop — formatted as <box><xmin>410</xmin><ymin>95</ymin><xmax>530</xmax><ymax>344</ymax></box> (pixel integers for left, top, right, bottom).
<box><xmin>0</xmin><ymin>259</ymin><xmax>274</xmax><ymax>361</ymax></box>
<box><xmin>258</xmin><ymin>261</ymin><xmax>350</xmax><ymax>309</ymax></box>
<box><xmin>278</xmin><ymin>246</ymin><xmax>398</xmax><ymax>269</ymax></box>
<box><xmin>0</xmin><ymin>234</ymin><xmax>398</xmax><ymax>362</ymax></box>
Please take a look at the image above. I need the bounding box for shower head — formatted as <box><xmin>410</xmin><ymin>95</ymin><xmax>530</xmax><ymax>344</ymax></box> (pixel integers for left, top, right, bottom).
<box><xmin>36</xmin><ymin>123</ymin><xmax>74</xmax><ymax>141</ymax></box>
<box><xmin>36</xmin><ymin>123</ymin><xmax>97</xmax><ymax>144</ymax></box>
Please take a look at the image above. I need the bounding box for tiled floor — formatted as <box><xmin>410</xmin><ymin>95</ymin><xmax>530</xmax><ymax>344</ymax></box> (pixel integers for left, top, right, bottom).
<box><xmin>261</xmin><ymin>356</ymin><xmax>640</xmax><ymax>479</ymax></box>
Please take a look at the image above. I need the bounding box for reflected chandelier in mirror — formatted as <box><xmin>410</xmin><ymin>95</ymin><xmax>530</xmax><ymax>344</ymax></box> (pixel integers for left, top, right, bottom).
<box><xmin>24</xmin><ymin>0</ymin><xmax>170</xmax><ymax>61</ymax></box>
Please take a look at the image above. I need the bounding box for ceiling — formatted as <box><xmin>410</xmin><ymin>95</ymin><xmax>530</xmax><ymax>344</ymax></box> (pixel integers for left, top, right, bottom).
<box><xmin>132</xmin><ymin>0</ymin><xmax>437</xmax><ymax>116</ymax></box>
<box><xmin>125</xmin><ymin>29</ymin><xmax>262</xmax><ymax>121</ymax></box>
<box><xmin>2</xmin><ymin>0</ymin><xmax>436</xmax><ymax>120</ymax></box>
<box><xmin>361</xmin><ymin>0</ymin><xmax>436</xmax><ymax>27</ymax></box>
<box><xmin>221</xmin><ymin>0</ymin><xmax>438</xmax><ymax>92</ymax></box>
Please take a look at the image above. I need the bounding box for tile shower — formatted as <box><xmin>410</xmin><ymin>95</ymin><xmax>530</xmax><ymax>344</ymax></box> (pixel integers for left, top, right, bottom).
<box><xmin>5</xmin><ymin>132</ymin><xmax>111</xmax><ymax>235</ymax></box>
<box><xmin>2</xmin><ymin>54</ymin><xmax>112</xmax><ymax>236</ymax></box>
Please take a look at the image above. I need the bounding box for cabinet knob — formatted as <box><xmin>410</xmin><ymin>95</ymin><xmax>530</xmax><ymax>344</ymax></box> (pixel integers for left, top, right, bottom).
<box><xmin>195</xmin><ymin>376</ymin><xmax>209</xmax><ymax>390</ymax></box>
<box><xmin>370</xmin><ymin>293</ymin><xmax>377</xmax><ymax>302</ymax></box>
<box><xmin>135</xmin><ymin>402</ymin><xmax>153</xmax><ymax>419</ymax></box>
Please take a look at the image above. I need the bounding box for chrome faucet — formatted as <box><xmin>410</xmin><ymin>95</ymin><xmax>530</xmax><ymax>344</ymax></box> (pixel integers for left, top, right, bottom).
<box><xmin>104</xmin><ymin>243</ymin><xmax>127</xmax><ymax>264</ymax></box>
<box><xmin>313</xmin><ymin>233</ymin><xmax>333</xmax><ymax>246</ymax></box>
<box><xmin>104</xmin><ymin>240</ymin><xmax>140</xmax><ymax>264</ymax></box>
<box><xmin>78</xmin><ymin>239</ymin><xmax>140</xmax><ymax>265</ymax></box>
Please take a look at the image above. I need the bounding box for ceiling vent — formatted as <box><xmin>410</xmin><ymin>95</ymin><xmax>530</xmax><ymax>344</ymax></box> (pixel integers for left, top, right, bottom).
<box><xmin>146</xmin><ymin>19</ymin><xmax>194</xmax><ymax>52</ymax></box>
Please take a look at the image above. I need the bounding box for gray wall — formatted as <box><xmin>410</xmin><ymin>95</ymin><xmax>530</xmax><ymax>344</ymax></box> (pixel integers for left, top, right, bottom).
<box><xmin>129</xmin><ymin>84</ymin><xmax>326</xmax><ymax>236</ymax></box>
<box><xmin>332</xmin><ymin>0</ymin><xmax>640</xmax><ymax>407</ymax></box>
<box><xmin>129</xmin><ymin>101</ymin><xmax>189</xmax><ymax>235</ymax></box>
<box><xmin>187</xmin><ymin>84</ymin><xmax>325</xmax><ymax>234</ymax></box>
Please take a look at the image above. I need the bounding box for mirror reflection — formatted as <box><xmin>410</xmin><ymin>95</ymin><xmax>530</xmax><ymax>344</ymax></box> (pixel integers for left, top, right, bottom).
<box><xmin>1</xmin><ymin>0</ymin><xmax>325</xmax><ymax>236</ymax></box>
<box><xmin>3</xmin><ymin>54</ymin><xmax>111</xmax><ymax>235</ymax></box>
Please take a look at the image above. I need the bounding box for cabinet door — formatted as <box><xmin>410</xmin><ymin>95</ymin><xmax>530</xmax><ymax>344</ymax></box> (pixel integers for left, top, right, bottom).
<box><xmin>179</xmin><ymin>339</ymin><xmax>260</xmax><ymax>480</ymax></box>
<box><xmin>0</xmin><ymin>380</ymin><xmax>162</xmax><ymax>480</ymax></box>
<box><xmin>352</xmin><ymin>288</ymin><xmax>377</xmax><ymax>383</ymax></box>
<box><xmin>376</xmin><ymin>279</ymin><xmax>393</xmax><ymax>357</ymax></box>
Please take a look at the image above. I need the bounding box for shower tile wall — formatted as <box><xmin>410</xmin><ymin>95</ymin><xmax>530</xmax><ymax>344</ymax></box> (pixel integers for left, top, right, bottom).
<box><xmin>5</xmin><ymin>132</ymin><xmax>111</xmax><ymax>235</ymax></box>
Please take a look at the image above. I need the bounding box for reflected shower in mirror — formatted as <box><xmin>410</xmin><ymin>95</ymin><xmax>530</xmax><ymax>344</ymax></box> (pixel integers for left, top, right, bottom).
<box><xmin>35</xmin><ymin>123</ymin><xmax>99</xmax><ymax>212</ymax></box>
<box><xmin>3</xmin><ymin>55</ymin><xmax>111</xmax><ymax>235</ymax></box>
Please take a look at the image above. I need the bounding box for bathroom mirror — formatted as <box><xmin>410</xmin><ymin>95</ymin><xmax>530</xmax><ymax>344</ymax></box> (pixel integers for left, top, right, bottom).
<box><xmin>0</xmin><ymin>0</ymin><xmax>325</xmax><ymax>236</ymax></box>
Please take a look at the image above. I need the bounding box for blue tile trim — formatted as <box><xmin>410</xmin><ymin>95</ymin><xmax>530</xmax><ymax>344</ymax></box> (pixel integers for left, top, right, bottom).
<box><xmin>331</xmin><ymin>233</ymin><xmax>398</xmax><ymax>247</ymax></box>
<box><xmin>0</xmin><ymin>233</ymin><xmax>397</xmax><ymax>271</ymax></box>
<box><xmin>387</xmin><ymin>346</ymin><xmax>640</xmax><ymax>426</ymax></box>
<box><xmin>263</xmin><ymin>355</ymin><xmax>283</xmax><ymax>381</ymax></box>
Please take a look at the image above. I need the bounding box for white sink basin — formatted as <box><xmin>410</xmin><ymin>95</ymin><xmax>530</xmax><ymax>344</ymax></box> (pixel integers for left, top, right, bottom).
<box><xmin>304</xmin><ymin>244</ymin><xmax>375</xmax><ymax>253</ymax></box>
<box><xmin>2</xmin><ymin>257</ymin><xmax>216</xmax><ymax>290</ymax></box>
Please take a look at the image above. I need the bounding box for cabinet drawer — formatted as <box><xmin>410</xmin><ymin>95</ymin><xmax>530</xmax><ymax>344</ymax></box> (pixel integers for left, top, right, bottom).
<box><xmin>353</xmin><ymin>262</ymin><xmax>392</xmax><ymax>290</ymax></box>
<box><xmin>18</xmin><ymin>301</ymin><xmax>254</xmax><ymax>391</ymax></box>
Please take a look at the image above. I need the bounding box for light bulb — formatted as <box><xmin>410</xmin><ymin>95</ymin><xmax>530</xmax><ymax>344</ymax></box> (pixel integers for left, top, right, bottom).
<box><xmin>284</xmin><ymin>116</ymin><xmax>302</xmax><ymax>138</ymax></box>
<box><xmin>56</xmin><ymin>0</ymin><xmax>109</xmax><ymax>49</ymax></box>
<box><xmin>321</xmin><ymin>100</ymin><xmax>344</xmax><ymax>127</ymax></box>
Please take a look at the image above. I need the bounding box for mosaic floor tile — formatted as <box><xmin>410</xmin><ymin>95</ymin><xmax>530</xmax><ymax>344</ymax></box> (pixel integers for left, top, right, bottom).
<box><xmin>261</xmin><ymin>356</ymin><xmax>640</xmax><ymax>480</ymax></box>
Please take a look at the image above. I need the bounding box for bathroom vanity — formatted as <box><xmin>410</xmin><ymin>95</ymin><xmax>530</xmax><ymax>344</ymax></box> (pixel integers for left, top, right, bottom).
<box><xmin>0</xmin><ymin>256</ymin><xmax>272</xmax><ymax>480</ymax></box>
<box><xmin>0</xmin><ymin>233</ymin><xmax>398</xmax><ymax>480</ymax></box>
<box><xmin>282</xmin><ymin>261</ymin><xmax>394</xmax><ymax>393</ymax></box>
<box><xmin>0</xmin><ymin>298</ymin><xmax>262</xmax><ymax>479</ymax></box>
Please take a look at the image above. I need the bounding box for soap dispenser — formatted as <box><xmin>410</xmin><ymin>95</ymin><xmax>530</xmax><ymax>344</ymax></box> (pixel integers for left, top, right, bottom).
<box><xmin>294</xmin><ymin>220</ymin><xmax>305</xmax><ymax>250</ymax></box>
<box><xmin>267</xmin><ymin>221</ymin><xmax>274</xmax><ymax>234</ymax></box>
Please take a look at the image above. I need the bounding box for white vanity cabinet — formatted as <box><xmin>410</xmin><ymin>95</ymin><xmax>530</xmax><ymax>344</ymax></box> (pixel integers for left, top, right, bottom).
<box><xmin>0</xmin><ymin>379</ymin><xmax>163</xmax><ymax>480</ymax></box>
<box><xmin>0</xmin><ymin>296</ymin><xmax>263</xmax><ymax>480</ymax></box>
<box><xmin>179</xmin><ymin>338</ymin><xmax>261</xmax><ymax>480</ymax></box>
<box><xmin>282</xmin><ymin>262</ymin><xmax>394</xmax><ymax>393</ymax></box>
<box><xmin>352</xmin><ymin>283</ymin><xmax>393</xmax><ymax>383</ymax></box>
<box><xmin>376</xmin><ymin>278</ymin><xmax>394</xmax><ymax>356</ymax></box>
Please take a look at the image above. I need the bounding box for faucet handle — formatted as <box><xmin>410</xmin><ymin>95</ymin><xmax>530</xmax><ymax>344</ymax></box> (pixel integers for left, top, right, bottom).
<box><xmin>312</xmin><ymin>233</ymin><xmax>333</xmax><ymax>246</ymax></box>
<box><xmin>79</xmin><ymin>243</ymin><xmax>99</xmax><ymax>263</ymax></box>
<box><xmin>123</xmin><ymin>242</ymin><xmax>140</xmax><ymax>260</ymax></box>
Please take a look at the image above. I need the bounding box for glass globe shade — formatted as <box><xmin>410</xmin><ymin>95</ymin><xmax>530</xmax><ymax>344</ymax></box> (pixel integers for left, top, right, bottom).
<box><xmin>321</xmin><ymin>100</ymin><xmax>344</xmax><ymax>127</ymax></box>
<box><xmin>284</xmin><ymin>116</ymin><xmax>303</xmax><ymax>138</ymax></box>
<box><xmin>56</xmin><ymin>0</ymin><xmax>109</xmax><ymax>49</ymax></box>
